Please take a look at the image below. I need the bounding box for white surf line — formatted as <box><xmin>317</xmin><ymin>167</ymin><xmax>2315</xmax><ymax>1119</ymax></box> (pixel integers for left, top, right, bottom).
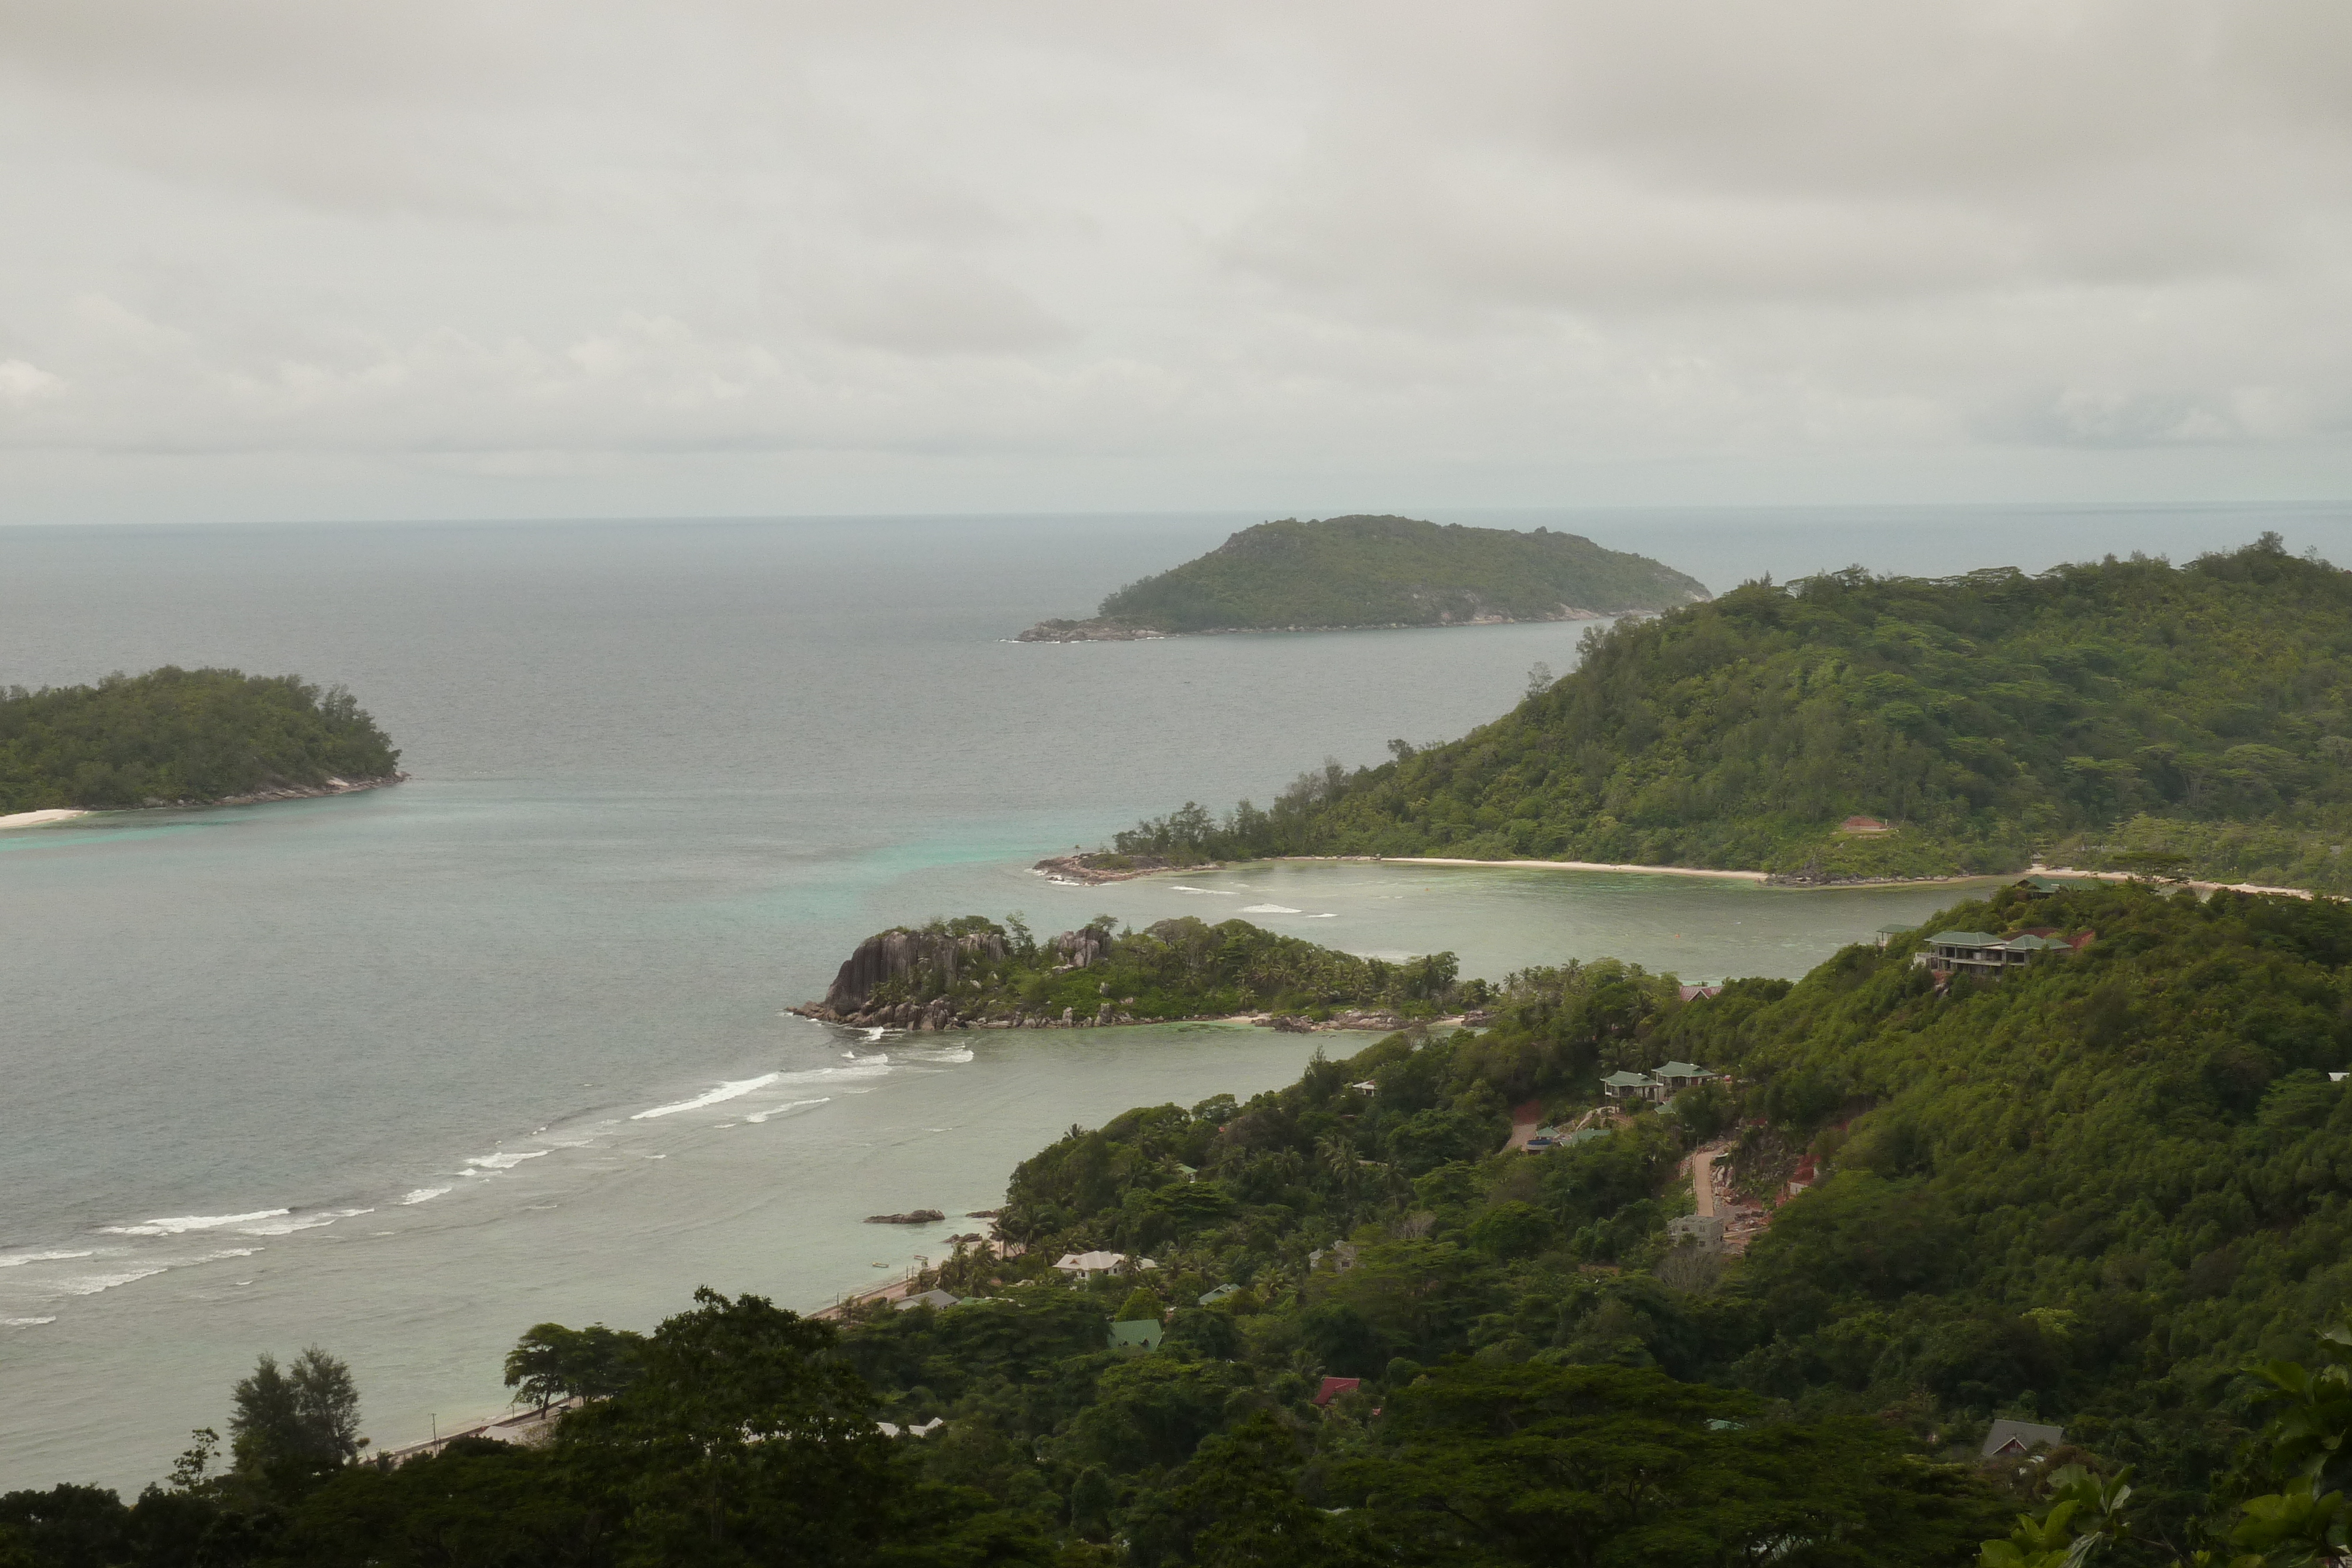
<box><xmin>98</xmin><ymin>1209</ymin><xmax>289</xmax><ymax>1237</ymax></box>
<box><xmin>464</xmin><ymin>1151</ymin><xmax>552</xmax><ymax>1171</ymax></box>
<box><xmin>631</xmin><ymin>1072</ymin><xmax>783</xmax><ymax>1120</ymax></box>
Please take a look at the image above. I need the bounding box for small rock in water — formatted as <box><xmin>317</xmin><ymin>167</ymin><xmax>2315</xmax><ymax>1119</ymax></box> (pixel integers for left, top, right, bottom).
<box><xmin>863</xmin><ymin>1209</ymin><xmax>946</xmax><ymax>1225</ymax></box>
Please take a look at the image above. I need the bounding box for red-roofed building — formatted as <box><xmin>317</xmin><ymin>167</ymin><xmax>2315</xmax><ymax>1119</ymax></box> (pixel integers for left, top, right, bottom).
<box><xmin>1313</xmin><ymin>1376</ymin><xmax>1362</xmax><ymax>1408</ymax></box>
<box><xmin>1838</xmin><ymin>815</ymin><xmax>1890</xmax><ymax>835</ymax></box>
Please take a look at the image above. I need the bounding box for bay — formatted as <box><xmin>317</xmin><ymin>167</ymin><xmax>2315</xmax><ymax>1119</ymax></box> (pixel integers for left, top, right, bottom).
<box><xmin>2</xmin><ymin>503</ymin><xmax>2344</xmax><ymax>1490</ymax></box>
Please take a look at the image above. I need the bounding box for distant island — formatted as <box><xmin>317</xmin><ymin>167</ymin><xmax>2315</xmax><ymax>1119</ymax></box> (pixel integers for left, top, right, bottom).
<box><xmin>1017</xmin><ymin>514</ymin><xmax>1709</xmax><ymax>641</ymax></box>
<box><xmin>789</xmin><ymin>912</ymin><xmax>1478</xmax><ymax>1031</ymax></box>
<box><xmin>1106</xmin><ymin>536</ymin><xmax>2352</xmax><ymax>894</ymax></box>
<box><xmin>0</xmin><ymin>667</ymin><xmax>403</xmax><ymax>815</ymax></box>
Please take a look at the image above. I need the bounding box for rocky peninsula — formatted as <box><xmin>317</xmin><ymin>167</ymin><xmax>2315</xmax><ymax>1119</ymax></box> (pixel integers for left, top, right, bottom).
<box><xmin>788</xmin><ymin>912</ymin><xmax>1482</xmax><ymax>1032</ymax></box>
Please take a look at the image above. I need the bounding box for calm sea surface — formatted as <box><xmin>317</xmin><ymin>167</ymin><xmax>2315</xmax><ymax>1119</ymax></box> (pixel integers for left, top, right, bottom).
<box><xmin>3</xmin><ymin>503</ymin><xmax>2346</xmax><ymax>1489</ymax></box>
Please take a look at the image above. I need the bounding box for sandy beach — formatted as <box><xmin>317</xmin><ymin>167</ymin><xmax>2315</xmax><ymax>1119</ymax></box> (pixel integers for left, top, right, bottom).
<box><xmin>0</xmin><ymin>809</ymin><xmax>91</xmax><ymax>831</ymax></box>
<box><xmin>2032</xmin><ymin>864</ymin><xmax>2318</xmax><ymax>901</ymax></box>
<box><xmin>1358</xmin><ymin>855</ymin><xmax>1768</xmax><ymax>882</ymax></box>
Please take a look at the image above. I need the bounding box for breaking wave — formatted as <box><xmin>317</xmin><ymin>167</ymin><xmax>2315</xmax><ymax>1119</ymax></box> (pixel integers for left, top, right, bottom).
<box><xmin>52</xmin><ymin>1265</ymin><xmax>169</xmax><ymax>1297</ymax></box>
<box><xmin>632</xmin><ymin>1072</ymin><xmax>784</xmax><ymax>1120</ymax></box>
<box><xmin>98</xmin><ymin>1209</ymin><xmax>288</xmax><ymax>1238</ymax></box>
<box><xmin>235</xmin><ymin>1208</ymin><xmax>372</xmax><ymax>1236</ymax></box>
<box><xmin>465</xmin><ymin>1151</ymin><xmax>552</xmax><ymax>1171</ymax></box>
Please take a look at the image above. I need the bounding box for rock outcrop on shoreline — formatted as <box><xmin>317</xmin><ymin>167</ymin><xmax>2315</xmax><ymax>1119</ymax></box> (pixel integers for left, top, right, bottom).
<box><xmin>1018</xmin><ymin>607</ymin><xmax>1626</xmax><ymax>642</ymax></box>
<box><xmin>816</xmin><ymin>927</ymin><xmax>1009</xmax><ymax>1015</ymax></box>
<box><xmin>864</xmin><ymin>1209</ymin><xmax>945</xmax><ymax>1225</ymax></box>
<box><xmin>1015</xmin><ymin>619</ymin><xmax>1164</xmax><ymax>643</ymax></box>
<box><xmin>789</xmin><ymin>921</ymin><xmax>1140</xmax><ymax>1031</ymax></box>
<box><xmin>202</xmin><ymin>773</ymin><xmax>409</xmax><ymax>808</ymax></box>
<box><xmin>1031</xmin><ymin>851</ymin><xmax>1191</xmax><ymax>885</ymax></box>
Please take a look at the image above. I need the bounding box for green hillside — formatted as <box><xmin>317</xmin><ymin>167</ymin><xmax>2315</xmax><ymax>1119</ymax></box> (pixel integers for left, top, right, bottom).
<box><xmin>1114</xmin><ymin>536</ymin><xmax>2352</xmax><ymax>891</ymax></box>
<box><xmin>0</xmin><ymin>667</ymin><xmax>401</xmax><ymax>813</ymax></box>
<box><xmin>15</xmin><ymin>881</ymin><xmax>2352</xmax><ymax>1563</ymax></box>
<box><xmin>1020</xmin><ymin>514</ymin><xmax>1708</xmax><ymax>638</ymax></box>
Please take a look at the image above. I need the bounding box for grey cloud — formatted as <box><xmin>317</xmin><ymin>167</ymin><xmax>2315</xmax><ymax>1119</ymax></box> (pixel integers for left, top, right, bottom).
<box><xmin>0</xmin><ymin>0</ymin><xmax>2347</xmax><ymax>517</ymax></box>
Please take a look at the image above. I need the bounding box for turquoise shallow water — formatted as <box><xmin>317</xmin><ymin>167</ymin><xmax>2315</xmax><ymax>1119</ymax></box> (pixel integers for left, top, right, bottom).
<box><xmin>2</xmin><ymin>506</ymin><xmax>2346</xmax><ymax>1490</ymax></box>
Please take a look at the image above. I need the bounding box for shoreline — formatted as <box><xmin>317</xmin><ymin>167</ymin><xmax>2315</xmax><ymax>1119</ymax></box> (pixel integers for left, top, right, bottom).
<box><xmin>795</xmin><ymin>1005</ymin><xmax>1428</xmax><ymax>1037</ymax></box>
<box><xmin>2030</xmin><ymin>863</ymin><xmax>2317</xmax><ymax>901</ymax></box>
<box><xmin>1014</xmin><ymin>609</ymin><xmax>1641</xmax><ymax>643</ymax></box>
<box><xmin>0</xmin><ymin>808</ymin><xmax>92</xmax><ymax>831</ymax></box>
<box><xmin>1045</xmin><ymin>850</ymin><xmax>2332</xmax><ymax>900</ymax></box>
<box><xmin>1359</xmin><ymin>855</ymin><xmax>1769</xmax><ymax>882</ymax></box>
<box><xmin>1050</xmin><ymin>851</ymin><xmax>2004</xmax><ymax>892</ymax></box>
<box><xmin>0</xmin><ymin>774</ymin><xmax>405</xmax><ymax>833</ymax></box>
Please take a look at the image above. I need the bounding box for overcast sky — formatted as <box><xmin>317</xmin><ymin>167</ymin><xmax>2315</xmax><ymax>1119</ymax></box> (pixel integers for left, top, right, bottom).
<box><xmin>2</xmin><ymin>1</ymin><xmax>2348</xmax><ymax>523</ymax></box>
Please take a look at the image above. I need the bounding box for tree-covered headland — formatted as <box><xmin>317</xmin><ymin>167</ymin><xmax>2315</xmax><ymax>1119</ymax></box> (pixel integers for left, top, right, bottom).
<box><xmin>1018</xmin><ymin>514</ymin><xmax>1708</xmax><ymax>640</ymax></box>
<box><xmin>16</xmin><ymin>880</ymin><xmax>2352</xmax><ymax>1564</ymax></box>
<box><xmin>794</xmin><ymin>912</ymin><xmax>1475</xmax><ymax>1029</ymax></box>
<box><xmin>0</xmin><ymin>667</ymin><xmax>400</xmax><ymax>814</ymax></box>
<box><xmin>1114</xmin><ymin>536</ymin><xmax>2352</xmax><ymax>893</ymax></box>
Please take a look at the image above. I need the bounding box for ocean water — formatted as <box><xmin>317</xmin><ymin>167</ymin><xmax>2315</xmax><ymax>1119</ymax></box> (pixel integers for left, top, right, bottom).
<box><xmin>3</xmin><ymin>503</ymin><xmax>2347</xmax><ymax>1491</ymax></box>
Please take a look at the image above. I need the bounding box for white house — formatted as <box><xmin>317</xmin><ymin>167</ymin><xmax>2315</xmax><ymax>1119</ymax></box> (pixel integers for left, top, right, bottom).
<box><xmin>1053</xmin><ymin>1251</ymin><xmax>1156</xmax><ymax>1280</ymax></box>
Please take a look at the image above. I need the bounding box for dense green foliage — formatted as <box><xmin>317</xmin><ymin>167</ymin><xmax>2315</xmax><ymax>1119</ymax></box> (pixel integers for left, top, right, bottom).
<box><xmin>850</xmin><ymin>881</ymin><xmax>2352</xmax><ymax>1562</ymax></box>
<box><xmin>1055</xmin><ymin>514</ymin><xmax>1705</xmax><ymax>634</ymax></box>
<box><xmin>1115</xmin><ymin>537</ymin><xmax>2352</xmax><ymax>892</ymax></box>
<box><xmin>821</xmin><ymin>911</ymin><xmax>1475</xmax><ymax>1025</ymax></box>
<box><xmin>0</xmin><ymin>667</ymin><xmax>400</xmax><ymax>813</ymax></box>
<box><xmin>20</xmin><ymin>882</ymin><xmax>2352</xmax><ymax>1564</ymax></box>
<box><xmin>1654</xmin><ymin>880</ymin><xmax>2352</xmax><ymax>1534</ymax></box>
<box><xmin>502</xmin><ymin>1324</ymin><xmax>645</xmax><ymax>1413</ymax></box>
<box><xmin>0</xmin><ymin>1292</ymin><xmax>1037</xmax><ymax>1568</ymax></box>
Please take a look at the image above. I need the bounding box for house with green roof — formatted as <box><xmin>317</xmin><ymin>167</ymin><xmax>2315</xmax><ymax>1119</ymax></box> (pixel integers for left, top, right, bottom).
<box><xmin>1108</xmin><ymin>1318</ymin><xmax>1165</xmax><ymax>1353</ymax></box>
<box><xmin>1917</xmin><ymin>929</ymin><xmax>2079</xmax><ymax>981</ymax></box>
<box><xmin>1603</xmin><ymin>1063</ymin><xmax>1720</xmax><ymax>1104</ymax></box>
<box><xmin>1602</xmin><ymin>1069</ymin><xmax>1662</xmax><ymax>1103</ymax></box>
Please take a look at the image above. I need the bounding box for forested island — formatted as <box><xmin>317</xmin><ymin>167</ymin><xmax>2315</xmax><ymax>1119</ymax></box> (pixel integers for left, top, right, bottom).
<box><xmin>1017</xmin><ymin>515</ymin><xmax>1708</xmax><ymax>641</ymax></box>
<box><xmin>791</xmin><ymin>912</ymin><xmax>1475</xmax><ymax>1031</ymax></box>
<box><xmin>16</xmin><ymin>878</ymin><xmax>2352</xmax><ymax>1564</ymax></box>
<box><xmin>1111</xmin><ymin>536</ymin><xmax>2352</xmax><ymax>892</ymax></box>
<box><xmin>0</xmin><ymin>667</ymin><xmax>402</xmax><ymax>814</ymax></box>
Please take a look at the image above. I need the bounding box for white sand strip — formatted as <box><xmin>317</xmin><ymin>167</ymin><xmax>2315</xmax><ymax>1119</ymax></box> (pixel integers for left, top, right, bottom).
<box><xmin>2033</xmin><ymin>864</ymin><xmax>2316</xmax><ymax>900</ymax></box>
<box><xmin>0</xmin><ymin>809</ymin><xmax>91</xmax><ymax>831</ymax></box>
<box><xmin>1338</xmin><ymin>855</ymin><xmax>1770</xmax><ymax>882</ymax></box>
